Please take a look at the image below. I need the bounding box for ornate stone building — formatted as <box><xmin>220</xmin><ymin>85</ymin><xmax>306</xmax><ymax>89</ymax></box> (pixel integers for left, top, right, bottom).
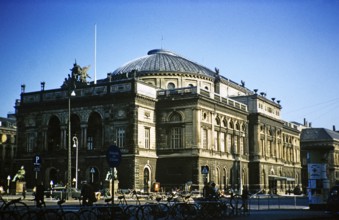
<box><xmin>14</xmin><ymin>49</ymin><xmax>301</xmax><ymax>194</ymax></box>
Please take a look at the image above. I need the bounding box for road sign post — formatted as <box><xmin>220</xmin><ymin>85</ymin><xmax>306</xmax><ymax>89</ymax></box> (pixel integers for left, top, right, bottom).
<box><xmin>33</xmin><ymin>155</ymin><xmax>41</xmax><ymax>180</ymax></box>
<box><xmin>106</xmin><ymin>145</ymin><xmax>121</xmax><ymax>218</ymax></box>
<box><xmin>201</xmin><ymin>166</ymin><xmax>209</xmax><ymax>184</ymax></box>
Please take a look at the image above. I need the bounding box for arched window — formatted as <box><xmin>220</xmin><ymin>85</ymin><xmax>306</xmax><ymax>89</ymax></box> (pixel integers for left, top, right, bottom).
<box><xmin>229</xmin><ymin>121</ymin><xmax>234</xmax><ymax>129</ymax></box>
<box><xmin>215</xmin><ymin>117</ymin><xmax>220</xmax><ymax>126</ymax></box>
<box><xmin>167</xmin><ymin>82</ymin><xmax>175</xmax><ymax>89</ymax></box>
<box><xmin>47</xmin><ymin>115</ymin><xmax>61</xmax><ymax>152</ymax></box>
<box><xmin>170</xmin><ymin>112</ymin><xmax>181</xmax><ymax>122</ymax></box>
<box><xmin>87</xmin><ymin>112</ymin><xmax>102</xmax><ymax>150</ymax></box>
<box><xmin>223</xmin><ymin>119</ymin><xmax>227</xmax><ymax>128</ymax></box>
<box><xmin>170</xmin><ymin>112</ymin><xmax>182</xmax><ymax>149</ymax></box>
<box><xmin>236</xmin><ymin>122</ymin><xmax>240</xmax><ymax>130</ymax></box>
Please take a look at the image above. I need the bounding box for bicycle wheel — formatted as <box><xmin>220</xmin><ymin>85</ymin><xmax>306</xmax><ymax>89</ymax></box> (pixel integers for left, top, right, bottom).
<box><xmin>39</xmin><ymin>209</ymin><xmax>62</xmax><ymax>220</ymax></box>
<box><xmin>123</xmin><ymin>205</ymin><xmax>139</xmax><ymax>219</ymax></box>
<box><xmin>21</xmin><ymin>210</ymin><xmax>38</xmax><ymax>220</ymax></box>
<box><xmin>136</xmin><ymin>204</ymin><xmax>154</xmax><ymax>220</ymax></box>
<box><xmin>61</xmin><ymin>211</ymin><xmax>79</xmax><ymax>220</ymax></box>
<box><xmin>169</xmin><ymin>203</ymin><xmax>197</xmax><ymax>220</ymax></box>
<box><xmin>0</xmin><ymin>210</ymin><xmax>19</xmax><ymax>220</ymax></box>
<box><xmin>78</xmin><ymin>209</ymin><xmax>98</xmax><ymax>220</ymax></box>
<box><xmin>154</xmin><ymin>203</ymin><xmax>169</xmax><ymax>219</ymax></box>
<box><xmin>3</xmin><ymin>201</ymin><xmax>29</xmax><ymax>217</ymax></box>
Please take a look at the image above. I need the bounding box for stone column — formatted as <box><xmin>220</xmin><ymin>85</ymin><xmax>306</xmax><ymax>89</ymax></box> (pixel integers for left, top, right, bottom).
<box><xmin>60</xmin><ymin>125</ymin><xmax>67</xmax><ymax>149</ymax></box>
<box><xmin>81</xmin><ymin>125</ymin><xmax>87</xmax><ymax>150</ymax></box>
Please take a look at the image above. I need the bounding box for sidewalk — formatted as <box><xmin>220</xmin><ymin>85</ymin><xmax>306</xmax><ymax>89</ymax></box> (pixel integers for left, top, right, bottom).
<box><xmin>235</xmin><ymin>209</ymin><xmax>336</xmax><ymax>220</ymax></box>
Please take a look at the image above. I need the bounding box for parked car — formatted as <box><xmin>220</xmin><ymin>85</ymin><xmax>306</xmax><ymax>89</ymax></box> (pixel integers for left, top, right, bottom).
<box><xmin>326</xmin><ymin>185</ymin><xmax>339</xmax><ymax>215</ymax></box>
<box><xmin>45</xmin><ymin>186</ymin><xmax>81</xmax><ymax>200</ymax></box>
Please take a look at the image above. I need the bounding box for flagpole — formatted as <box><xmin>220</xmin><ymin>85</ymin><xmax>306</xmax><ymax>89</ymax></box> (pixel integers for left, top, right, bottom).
<box><xmin>94</xmin><ymin>24</ymin><xmax>97</xmax><ymax>84</ymax></box>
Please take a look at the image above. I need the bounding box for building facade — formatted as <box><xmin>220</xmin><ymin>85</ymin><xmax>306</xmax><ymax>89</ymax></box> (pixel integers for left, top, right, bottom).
<box><xmin>301</xmin><ymin>127</ymin><xmax>339</xmax><ymax>207</ymax></box>
<box><xmin>0</xmin><ymin>115</ymin><xmax>17</xmax><ymax>187</ymax></box>
<box><xmin>14</xmin><ymin>49</ymin><xmax>301</xmax><ymax>194</ymax></box>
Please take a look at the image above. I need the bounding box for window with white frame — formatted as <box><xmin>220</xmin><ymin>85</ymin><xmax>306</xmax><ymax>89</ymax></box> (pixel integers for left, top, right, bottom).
<box><xmin>87</xmin><ymin>136</ymin><xmax>93</xmax><ymax>150</ymax></box>
<box><xmin>116</xmin><ymin>127</ymin><xmax>126</xmax><ymax>148</ymax></box>
<box><xmin>171</xmin><ymin>127</ymin><xmax>182</xmax><ymax>149</ymax></box>
<box><xmin>27</xmin><ymin>133</ymin><xmax>34</xmax><ymax>152</ymax></box>
<box><xmin>145</xmin><ymin>127</ymin><xmax>150</xmax><ymax>149</ymax></box>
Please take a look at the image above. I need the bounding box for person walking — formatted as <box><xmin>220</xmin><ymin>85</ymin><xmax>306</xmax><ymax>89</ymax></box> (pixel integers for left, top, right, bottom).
<box><xmin>35</xmin><ymin>182</ymin><xmax>45</xmax><ymax>208</ymax></box>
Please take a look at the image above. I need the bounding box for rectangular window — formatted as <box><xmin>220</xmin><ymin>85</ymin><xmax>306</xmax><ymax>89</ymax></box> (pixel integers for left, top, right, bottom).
<box><xmin>214</xmin><ymin>131</ymin><xmax>219</xmax><ymax>151</ymax></box>
<box><xmin>171</xmin><ymin>127</ymin><xmax>182</xmax><ymax>149</ymax></box>
<box><xmin>240</xmin><ymin>137</ymin><xmax>244</xmax><ymax>155</ymax></box>
<box><xmin>233</xmin><ymin>136</ymin><xmax>237</xmax><ymax>154</ymax></box>
<box><xmin>27</xmin><ymin>134</ymin><xmax>34</xmax><ymax>153</ymax></box>
<box><xmin>145</xmin><ymin>127</ymin><xmax>150</xmax><ymax>149</ymax></box>
<box><xmin>116</xmin><ymin>127</ymin><xmax>125</xmax><ymax>148</ymax></box>
<box><xmin>87</xmin><ymin>136</ymin><xmax>93</xmax><ymax>150</ymax></box>
<box><xmin>220</xmin><ymin>132</ymin><xmax>225</xmax><ymax>152</ymax></box>
<box><xmin>227</xmin><ymin>134</ymin><xmax>232</xmax><ymax>153</ymax></box>
<box><xmin>202</xmin><ymin>129</ymin><xmax>208</xmax><ymax>149</ymax></box>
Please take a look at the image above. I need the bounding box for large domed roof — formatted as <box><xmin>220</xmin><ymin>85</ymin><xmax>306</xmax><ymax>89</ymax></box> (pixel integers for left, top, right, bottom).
<box><xmin>112</xmin><ymin>49</ymin><xmax>216</xmax><ymax>77</ymax></box>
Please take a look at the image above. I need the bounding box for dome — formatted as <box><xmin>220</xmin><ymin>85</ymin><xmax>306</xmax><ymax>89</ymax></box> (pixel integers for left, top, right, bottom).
<box><xmin>112</xmin><ymin>49</ymin><xmax>216</xmax><ymax>77</ymax></box>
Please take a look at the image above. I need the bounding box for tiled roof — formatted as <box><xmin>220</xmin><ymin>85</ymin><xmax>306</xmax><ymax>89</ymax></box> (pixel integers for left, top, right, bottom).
<box><xmin>301</xmin><ymin>128</ymin><xmax>339</xmax><ymax>142</ymax></box>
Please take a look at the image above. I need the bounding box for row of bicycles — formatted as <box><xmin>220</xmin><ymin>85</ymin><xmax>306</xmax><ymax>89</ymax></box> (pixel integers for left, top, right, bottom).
<box><xmin>0</xmin><ymin>191</ymin><xmax>250</xmax><ymax>219</ymax></box>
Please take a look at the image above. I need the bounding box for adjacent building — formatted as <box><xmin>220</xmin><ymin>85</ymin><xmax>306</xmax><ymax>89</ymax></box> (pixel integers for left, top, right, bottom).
<box><xmin>14</xmin><ymin>49</ymin><xmax>302</xmax><ymax>194</ymax></box>
<box><xmin>301</xmin><ymin>127</ymin><xmax>339</xmax><ymax>208</ymax></box>
<box><xmin>0</xmin><ymin>115</ymin><xmax>17</xmax><ymax>186</ymax></box>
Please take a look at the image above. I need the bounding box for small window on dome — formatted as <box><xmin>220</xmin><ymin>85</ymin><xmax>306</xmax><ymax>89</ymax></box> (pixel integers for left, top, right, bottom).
<box><xmin>167</xmin><ymin>83</ymin><xmax>175</xmax><ymax>89</ymax></box>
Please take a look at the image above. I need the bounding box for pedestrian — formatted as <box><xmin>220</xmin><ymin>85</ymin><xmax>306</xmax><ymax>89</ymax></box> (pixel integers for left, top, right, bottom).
<box><xmin>81</xmin><ymin>183</ymin><xmax>97</xmax><ymax>206</ymax></box>
<box><xmin>35</xmin><ymin>182</ymin><xmax>45</xmax><ymax>208</ymax></box>
<box><xmin>22</xmin><ymin>183</ymin><xmax>26</xmax><ymax>199</ymax></box>
<box><xmin>242</xmin><ymin>186</ymin><xmax>249</xmax><ymax>212</ymax></box>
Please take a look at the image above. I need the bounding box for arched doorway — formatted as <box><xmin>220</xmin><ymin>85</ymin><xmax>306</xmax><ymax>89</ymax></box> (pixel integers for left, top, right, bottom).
<box><xmin>143</xmin><ymin>167</ymin><xmax>150</xmax><ymax>193</ymax></box>
<box><xmin>45</xmin><ymin>167</ymin><xmax>60</xmax><ymax>187</ymax></box>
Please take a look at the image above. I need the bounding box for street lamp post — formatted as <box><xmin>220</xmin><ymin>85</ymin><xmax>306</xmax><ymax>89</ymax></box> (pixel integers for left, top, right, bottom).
<box><xmin>67</xmin><ymin>90</ymin><xmax>75</xmax><ymax>199</ymax></box>
<box><xmin>50</xmin><ymin>180</ymin><xmax>54</xmax><ymax>199</ymax></box>
<box><xmin>7</xmin><ymin>175</ymin><xmax>11</xmax><ymax>195</ymax></box>
<box><xmin>73</xmin><ymin>136</ymin><xmax>78</xmax><ymax>189</ymax></box>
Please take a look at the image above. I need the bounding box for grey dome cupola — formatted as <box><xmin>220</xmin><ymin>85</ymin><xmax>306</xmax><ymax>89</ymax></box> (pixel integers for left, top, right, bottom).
<box><xmin>112</xmin><ymin>49</ymin><xmax>216</xmax><ymax>77</ymax></box>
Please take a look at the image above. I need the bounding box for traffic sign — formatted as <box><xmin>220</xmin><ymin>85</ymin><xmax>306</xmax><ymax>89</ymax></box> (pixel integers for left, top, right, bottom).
<box><xmin>106</xmin><ymin>145</ymin><xmax>122</xmax><ymax>167</ymax></box>
<box><xmin>33</xmin><ymin>155</ymin><xmax>41</xmax><ymax>166</ymax></box>
<box><xmin>201</xmin><ymin>166</ymin><xmax>209</xmax><ymax>174</ymax></box>
<box><xmin>90</xmin><ymin>167</ymin><xmax>96</xmax><ymax>173</ymax></box>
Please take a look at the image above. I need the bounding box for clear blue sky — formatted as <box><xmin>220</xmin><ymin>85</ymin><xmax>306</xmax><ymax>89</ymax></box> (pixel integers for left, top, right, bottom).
<box><xmin>1</xmin><ymin>0</ymin><xmax>339</xmax><ymax>129</ymax></box>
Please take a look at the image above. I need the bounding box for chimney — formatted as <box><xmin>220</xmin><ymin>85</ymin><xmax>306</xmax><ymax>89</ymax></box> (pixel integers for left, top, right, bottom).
<box><xmin>304</xmin><ymin>118</ymin><xmax>307</xmax><ymax>126</ymax></box>
<box><xmin>333</xmin><ymin>125</ymin><xmax>336</xmax><ymax>131</ymax></box>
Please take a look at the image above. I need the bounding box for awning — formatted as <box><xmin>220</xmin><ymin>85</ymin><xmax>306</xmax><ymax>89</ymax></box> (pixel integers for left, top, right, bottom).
<box><xmin>268</xmin><ymin>175</ymin><xmax>295</xmax><ymax>181</ymax></box>
<box><xmin>268</xmin><ymin>175</ymin><xmax>286</xmax><ymax>180</ymax></box>
<box><xmin>286</xmin><ymin>177</ymin><xmax>295</xmax><ymax>182</ymax></box>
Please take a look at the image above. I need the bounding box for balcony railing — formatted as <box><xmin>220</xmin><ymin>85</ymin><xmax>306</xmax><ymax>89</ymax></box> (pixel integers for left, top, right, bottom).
<box><xmin>157</xmin><ymin>87</ymin><xmax>247</xmax><ymax>112</ymax></box>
